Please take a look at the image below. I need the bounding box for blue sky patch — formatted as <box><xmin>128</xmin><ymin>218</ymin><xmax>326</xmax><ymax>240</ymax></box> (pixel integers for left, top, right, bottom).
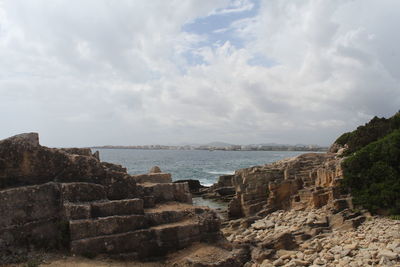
<box><xmin>182</xmin><ymin>0</ymin><xmax>260</xmax><ymax>65</ymax></box>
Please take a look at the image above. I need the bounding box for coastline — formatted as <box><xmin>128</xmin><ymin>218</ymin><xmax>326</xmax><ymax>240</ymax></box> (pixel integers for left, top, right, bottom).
<box><xmin>1</xmin><ymin>132</ymin><xmax>399</xmax><ymax>266</ymax></box>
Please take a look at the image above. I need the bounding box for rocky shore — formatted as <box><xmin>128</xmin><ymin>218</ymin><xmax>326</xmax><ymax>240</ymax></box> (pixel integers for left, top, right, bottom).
<box><xmin>0</xmin><ymin>132</ymin><xmax>399</xmax><ymax>266</ymax></box>
<box><xmin>222</xmin><ymin>208</ymin><xmax>400</xmax><ymax>266</ymax></box>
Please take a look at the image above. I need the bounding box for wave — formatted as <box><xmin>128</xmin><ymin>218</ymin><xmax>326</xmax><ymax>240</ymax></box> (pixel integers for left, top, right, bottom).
<box><xmin>206</xmin><ymin>171</ymin><xmax>235</xmax><ymax>175</ymax></box>
<box><xmin>201</xmin><ymin>182</ymin><xmax>214</xmax><ymax>187</ymax></box>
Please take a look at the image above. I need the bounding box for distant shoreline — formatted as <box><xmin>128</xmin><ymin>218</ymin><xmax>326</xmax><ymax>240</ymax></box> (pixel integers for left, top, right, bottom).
<box><xmin>92</xmin><ymin>146</ymin><xmax>328</xmax><ymax>152</ymax></box>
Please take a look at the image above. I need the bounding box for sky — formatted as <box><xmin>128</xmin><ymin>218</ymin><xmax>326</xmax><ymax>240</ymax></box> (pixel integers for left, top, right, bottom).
<box><xmin>0</xmin><ymin>0</ymin><xmax>399</xmax><ymax>147</ymax></box>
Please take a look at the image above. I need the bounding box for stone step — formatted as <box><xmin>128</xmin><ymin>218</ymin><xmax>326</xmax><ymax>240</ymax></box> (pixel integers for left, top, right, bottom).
<box><xmin>69</xmin><ymin>215</ymin><xmax>147</xmax><ymax>240</ymax></box>
<box><xmin>143</xmin><ymin>196</ymin><xmax>155</xmax><ymax>208</ymax></box>
<box><xmin>69</xmin><ymin>202</ymin><xmax>201</xmax><ymax>240</ymax></box>
<box><xmin>63</xmin><ymin>198</ymin><xmax>144</xmax><ymax>220</ymax></box>
<box><xmin>61</xmin><ymin>182</ymin><xmax>107</xmax><ymax>203</ymax></box>
<box><xmin>144</xmin><ymin>201</ymin><xmax>200</xmax><ymax>226</ymax></box>
<box><xmin>91</xmin><ymin>198</ymin><xmax>144</xmax><ymax>218</ymax></box>
<box><xmin>70</xmin><ymin>219</ymin><xmax>203</xmax><ymax>258</ymax></box>
<box><xmin>138</xmin><ymin>182</ymin><xmax>192</xmax><ymax>204</ymax></box>
<box><xmin>63</xmin><ymin>203</ymin><xmax>91</xmax><ymax>220</ymax></box>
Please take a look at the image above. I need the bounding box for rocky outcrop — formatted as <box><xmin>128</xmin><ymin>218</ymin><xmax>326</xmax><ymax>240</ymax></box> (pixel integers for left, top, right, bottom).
<box><xmin>0</xmin><ymin>133</ymin><xmax>111</xmax><ymax>189</ymax></box>
<box><xmin>228</xmin><ymin>153</ymin><xmax>348</xmax><ymax>218</ymax></box>
<box><xmin>217</xmin><ymin>151</ymin><xmax>389</xmax><ymax>266</ymax></box>
<box><xmin>0</xmin><ymin>133</ymin><xmax>222</xmax><ymax>264</ymax></box>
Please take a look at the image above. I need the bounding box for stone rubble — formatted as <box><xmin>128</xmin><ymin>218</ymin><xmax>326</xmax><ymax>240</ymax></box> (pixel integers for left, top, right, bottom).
<box><xmin>222</xmin><ymin>208</ymin><xmax>400</xmax><ymax>267</ymax></box>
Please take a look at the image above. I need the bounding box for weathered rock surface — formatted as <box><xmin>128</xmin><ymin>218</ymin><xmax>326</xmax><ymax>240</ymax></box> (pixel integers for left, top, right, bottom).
<box><xmin>228</xmin><ymin>153</ymin><xmax>346</xmax><ymax>218</ymax></box>
<box><xmin>149</xmin><ymin>166</ymin><xmax>162</xmax><ymax>173</ymax></box>
<box><xmin>0</xmin><ymin>133</ymin><xmax>223</xmax><ymax>264</ymax></box>
<box><xmin>218</xmin><ymin>150</ymin><xmax>395</xmax><ymax>266</ymax></box>
<box><xmin>202</xmin><ymin>174</ymin><xmax>235</xmax><ymax>202</ymax></box>
<box><xmin>174</xmin><ymin>179</ymin><xmax>206</xmax><ymax>194</ymax></box>
<box><xmin>222</xmin><ymin>208</ymin><xmax>399</xmax><ymax>266</ymax></box>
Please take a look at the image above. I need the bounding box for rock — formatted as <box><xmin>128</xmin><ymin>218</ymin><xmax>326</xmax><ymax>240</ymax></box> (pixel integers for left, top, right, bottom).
<box><xmin>293</xmin><ymin>259</ymin><xmax>309</xmax><ymax>266</ymax></box>
<box><xmin>262</xmin><ymin>232</ymin><xmax>297</xmax><ymax>250</ymax></box>
<box><xmin>149</xmin><ymin>166</ymin><xmax>162</xmax><ymax>173</ymax></box>
<box><xmin>217</xmin><ymin>175</ymin><xmax>234</xmax><ymax>187</ymax></box>
<box><xmin>378</xmin><ymin>249</ymin><xmax>398</xmax><ymax>260</ymax></box>
<box><xmin>228</xmin><ymin>197</ymin><xmax>243</xmax><ymax>218</ymax></box>
<box><xmin>92</xmin><ymin>150</ymin><xmax>100</xmax><ymax>160</ymax></box>
<box><xmin>276</xmin><ymin>249</ymin><xmax>296</xmax><ymax>258</ymax></box>
<box><xmin>0</xmin><ymin>133</ymin><xmax>109</xmax><ymax>189</ymax></box>
<box><xmin>60</xmin><ymin>148</ymin><xmax>93</xmax><ymax>157</ymax></box>
<box><xmin>0</xmin><ymin>132</ymin><xmax>221</xmax><ymax>264</ymax></box>
<box><xmin>251</xmin><ymin>247</ymin><xmax>274</xmax><ymax>263</ymax></box>
<box><xmin>272</xmin><ymin>258</ymin><xmax>284</xmax><ymax>266</ymax></box>
<box><xmin>174</xmin><ymin>179</ymin><xmax>205</xmax><ymax>193</ymax></box>
<box><xmin>216</xmin><ymin>186</ymin><xmax>235</xmax><ymax>196</ymax></box>
<box><xmin>2</xmin><ymin>132</ymin><xmax>39</xmax><ymax>147</ymax></box>
<box><xmin>101</xmin><ymin>161</ymin><xmax>127</xmax><ymax>173</ymax></box>
<box><xmin>134</xmin><ymin>173</ymin><xmax>172</xmax><ymax>184</ymax></box>
<box><xmin>260</xmin><ymin>260</ymin><xmax>274</xmax><ymax>267</ymax></box>
<box><xmin>252</xmin><ymin>221</ymin><xmax>267</xmax><ymax>230</ymax></box>
<box><xmin>229</xmin><ymin>153</ymin><xmax>343</xmax><ymax>217</ymax></box>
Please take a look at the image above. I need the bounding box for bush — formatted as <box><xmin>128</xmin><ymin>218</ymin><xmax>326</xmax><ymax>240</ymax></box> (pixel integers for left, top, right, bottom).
<box><xmin>342</xmin><ymin>129</ymin><xmax>400</xmax><ymax>215</ymax></box>
<box><xmin>390</xmin><ymin>215</ymin><xmax>400</xmax><ymax>220</ymax></box>
<box><xmin>334</xmin><ymin>112</ymin><xmax>400</xmax><ymax>155</ymax></box>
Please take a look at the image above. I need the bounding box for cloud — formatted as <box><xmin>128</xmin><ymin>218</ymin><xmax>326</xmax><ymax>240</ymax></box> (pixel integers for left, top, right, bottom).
<box><xmin>211</xmin><ymin>0</ymin><xmax>254</xmax><ymax>15</ymax></box>
<box><xmin>0</xmin><ymin>0</ymin><xmax>399</xmax><ymax>147</ymax></box>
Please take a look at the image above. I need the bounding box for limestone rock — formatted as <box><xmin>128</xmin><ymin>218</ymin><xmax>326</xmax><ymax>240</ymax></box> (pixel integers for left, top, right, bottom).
<box><xmin>149</xmin><ymin>166</ymin><xmax>162</xmax><ymax>173</ymax></box>
<box><xmin>0</xmin><ymin>133</ymin><xmax>219</xmax><ymax>265</ymax></box>
<box><xmin>228</xmin><ymin>153</ymin><xmax>347</xmax><ymax>218</ymax></box>
<box><xmin>174</xmin><ymin>179</ymin><xmax>205</xmax><ymax>193</ymax></box>
<box><xmin>0</xmin><ymin>133</ymin><xmax>109</xmax><ymax>189</ymax></box>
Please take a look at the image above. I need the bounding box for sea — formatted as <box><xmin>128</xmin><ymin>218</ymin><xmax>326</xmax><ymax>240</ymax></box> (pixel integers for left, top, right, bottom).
<box><xmin>95</xmin><ymin>149</ymin><xmax>306</xmax><ymax>186</ymax></box>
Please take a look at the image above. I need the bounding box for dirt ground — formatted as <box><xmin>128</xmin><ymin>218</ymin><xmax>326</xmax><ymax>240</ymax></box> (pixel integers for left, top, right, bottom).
<box><xmin>2</xmin><ymin>242</ymin><xmax>231</xmax><ymax>267</ymax></box>
<box><xmin>1</xmin><ymin>255</ymin><xmax>166</xmax><ymax>267</ymax></box>
<box><xmin>38</xmin><ymin>257</ymin><xmax>165</xmax><ymax>267</ymax></box>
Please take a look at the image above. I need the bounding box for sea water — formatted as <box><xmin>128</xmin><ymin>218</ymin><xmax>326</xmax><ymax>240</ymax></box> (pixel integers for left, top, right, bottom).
<box><xmin>95</xmin><ymin>149</ymin><xmax>305</xmax><ymax>186</ymax></box>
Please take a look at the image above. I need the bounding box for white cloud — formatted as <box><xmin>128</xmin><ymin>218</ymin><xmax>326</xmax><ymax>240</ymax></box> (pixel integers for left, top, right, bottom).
<box><xmin>211</xmin><ymin>0</ymin><xmax>254</xmax><ymax>15</ymax></box>
<box><xmin>0</xmin><ymin>0</ymin><xmax>399</xmax><ymax>147</ymax></box>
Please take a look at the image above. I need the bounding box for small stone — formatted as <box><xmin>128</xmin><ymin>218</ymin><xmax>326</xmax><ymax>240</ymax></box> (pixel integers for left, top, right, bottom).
<box><xmin>313</xmin><ymin>258</ymin><xmax>325</xmax><ymax>265</ymax></box>
<box><xmin>260</xmin><ymin>259</ymin><xmax>274</xmax><ymax>267</ymax></box>
<box><xmin>273</xmin><ymin>258</ymin><xmax>284</xmax><ymax>266</ymax></box>
<box><xmin>378</xmin><ymin>249</ymin><xmax>398</xmax><ymax>260</ymax></box>
<box><xmin>293</xmin><ymin>259</ymin><xmax>309</xmax><ymax>266</ymax></box>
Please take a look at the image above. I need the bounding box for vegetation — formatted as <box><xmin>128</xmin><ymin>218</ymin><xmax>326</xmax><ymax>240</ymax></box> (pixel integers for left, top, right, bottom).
<box><xmin>342</xmin><ymin>129</ymin><xmax>400</xmax><ymax>215</ymax></box>
<box><xmin>389</xmin><ymin>215</ymin><xmax>400</xmax><ymax>220</ymax></box>
<box><xmin>335</xmin><ymin>112</ymin><xmax>400</xmax><ymax>155</ymax></box>
<box><xmin>334</xmin><ymin>112</ymin><xmax>400</xmax><ymax>155</ymax></box>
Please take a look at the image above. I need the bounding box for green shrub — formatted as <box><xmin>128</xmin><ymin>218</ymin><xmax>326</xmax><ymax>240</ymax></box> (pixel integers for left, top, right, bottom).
<box><xmin>335</xmin><ymin>132</ymin><xmax>353</xmax><ymax>146</ymax></box>
<box><xmin>390</xmin><ymin>215</ymin><xmax>400</xmax><ymax>220</ymax></box>
<box><xmin>342</xmin><ymin>129</ymin><xmax>400</xmax><ymax>215</ymax></box>
<box><xmin>334</xmin><ymin>112</ymin><xmax>400</xmax><ymax>155</ymax></box>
